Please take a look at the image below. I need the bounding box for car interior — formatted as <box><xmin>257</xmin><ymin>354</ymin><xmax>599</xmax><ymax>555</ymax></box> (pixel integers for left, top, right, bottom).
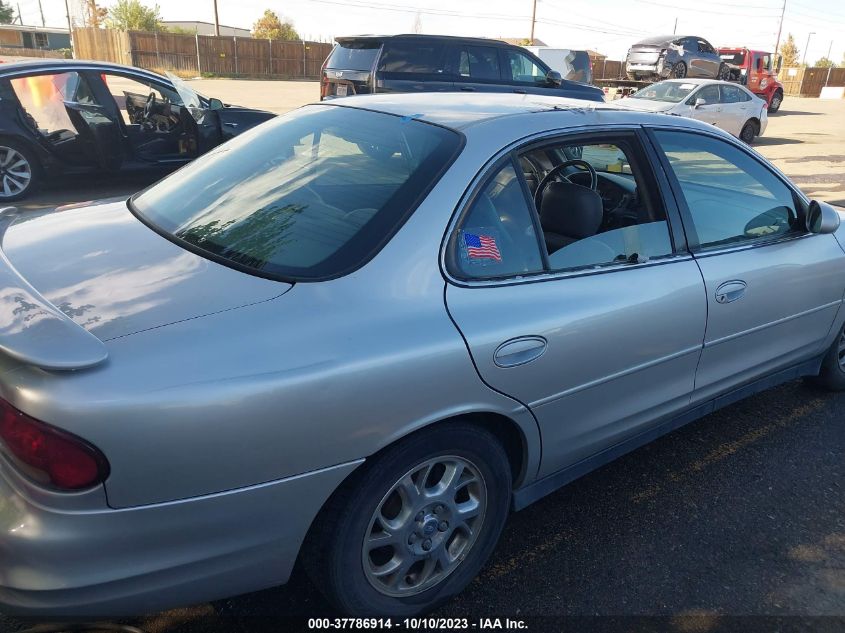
<box><xmin>100</xmin><ymin>73</ymin><xmax>199</xmax><ymax>160</ymax></box>
<box><xmin>453</xmin><ymin>139</ymin><xmax>676</xmax><ymax>279</ymax></box>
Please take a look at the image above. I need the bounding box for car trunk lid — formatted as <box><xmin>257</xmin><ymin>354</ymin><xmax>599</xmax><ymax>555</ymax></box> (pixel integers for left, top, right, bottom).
<box><xmin>0</xmin><ymin>202</ymin><xmax>290</xmax><ymax>358</ymax></box>
<box><xmin>628</xmin><ymin>46</ymin><xmax>663</xmax><ymax>65</ymax></box>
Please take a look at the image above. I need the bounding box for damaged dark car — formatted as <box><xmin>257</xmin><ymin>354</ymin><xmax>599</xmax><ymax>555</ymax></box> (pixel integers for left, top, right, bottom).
<box><xmin>626</xmin><ymin>35</ymin><xmax>728</xmax><ymax>82</ymax></box>
<box><xmin>0</xmin><ymin>60</ymin><xmax>276</xmax><ymax>200</ymax></box>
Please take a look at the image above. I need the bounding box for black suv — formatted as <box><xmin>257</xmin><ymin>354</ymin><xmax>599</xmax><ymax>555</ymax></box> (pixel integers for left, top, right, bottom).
<box><xmin>320</xmin><ymin>35</ymin><xmax>604</xmax><ymax>102</ymax></box>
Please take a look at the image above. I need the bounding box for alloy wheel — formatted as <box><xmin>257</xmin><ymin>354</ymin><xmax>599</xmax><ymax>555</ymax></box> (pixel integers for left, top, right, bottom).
<box><xmin>837</xmin><ymin>330</ymin><xmax>845</xmax><ymax>371</ymax></box>
<box><xmin>672</xmin><ymin>63</ymin><xmax>686</xmax><ymax>79</ymax></box>
<box><xmin>0</xmin><ymin>146</ymin><xmax>32</xmax><ymax>198</ymax></box>
<box><xmin>362</xmin><ymin>455</ymin><xmax>487</xmax><ymax>598</ymax></box>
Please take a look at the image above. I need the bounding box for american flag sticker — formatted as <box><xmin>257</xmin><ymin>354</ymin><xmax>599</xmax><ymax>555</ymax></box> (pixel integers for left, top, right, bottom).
<box><xmin>463</xmin><ymin>232</ymin><xmax>502</xmax><ymax>262</ymax></box>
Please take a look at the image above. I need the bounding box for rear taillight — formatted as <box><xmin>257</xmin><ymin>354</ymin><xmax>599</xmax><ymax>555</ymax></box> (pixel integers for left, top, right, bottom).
<box><xmin>0</xmin><ymin>398</ymin><xmax>109</xmax><ymax>490</ymax></box>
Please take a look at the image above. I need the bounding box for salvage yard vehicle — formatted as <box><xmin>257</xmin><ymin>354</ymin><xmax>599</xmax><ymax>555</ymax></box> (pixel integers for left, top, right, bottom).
<box><xmin>0</xmin><ymin>60</ymin><xmax>275</xmax><ymax>201</ymax></box>
<box><xmin>618</xmin><ymin>79</ymin><xmax>768</xmax><ymax>144</ymax></box>
<box><xmin>626</xmin><ymin>35</ymin><xmax>728</xmax><ymax>81</ymax></box>
<box><xmin>718</xmin><ymin>47</ymin><xmax>785</xmax><ymax>113</ymax></box>
<box><xmin>320</xmin><ymin>34</ymin><xmax>604</xmax><ymax>101</ymax></box>
<box><xmin>2</xmin><ymin>92</ymin><xmax>845</xmax><ymax>619</ymax></box>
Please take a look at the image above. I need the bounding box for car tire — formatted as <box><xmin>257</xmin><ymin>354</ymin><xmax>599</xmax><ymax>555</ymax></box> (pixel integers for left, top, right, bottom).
<box><xmin>740</xmin><ymin>120</ymin><xmax>757</xmax><ymax>144</ymax></box>
<box><xmin>0</xmin><ymin>139</ymin><xmax>40</xmax><ymax>202</ymax></box>
<box><xmin>718</xmin><ymin>63</ymin><xmax>730</xmax><ymax>80</ymax></box>
<box><xmin>670</xmin><ymin>62</ymin><xmax>686</xmax><ymax>79</ymax></box>
<box><xmin>768</xmin><ymin>90</ymin><xmax>783</xmax><ymax>113</ymax></box>
<box><xmin>302</xmin><ymin>422</ymin><xmax>512</xmax><ymax>617</ymax></box>
<box><xmin>808</xmin><ymin>324</ymin><xmax>845</xmax><ymax>391</ymax></box>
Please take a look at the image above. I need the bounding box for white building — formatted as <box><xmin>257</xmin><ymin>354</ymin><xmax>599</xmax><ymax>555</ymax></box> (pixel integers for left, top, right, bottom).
<box><xmin>161</xmin><ymin>22</ymin><xmax>251</xmax><ymax>38</ymax></box>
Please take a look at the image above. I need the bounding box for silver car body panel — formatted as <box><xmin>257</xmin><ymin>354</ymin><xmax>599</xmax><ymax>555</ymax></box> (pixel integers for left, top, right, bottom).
<box><xmin>0</xmin><ymin>92</ymin><xmax>842</xmax><ymax>615</ymax></box>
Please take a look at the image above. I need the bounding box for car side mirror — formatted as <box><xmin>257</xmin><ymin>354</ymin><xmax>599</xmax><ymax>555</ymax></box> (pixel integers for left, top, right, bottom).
<box><xmin>208</xmin><ymin>97</ymin><xmax>224</xmax><ymax>111</ymax></box>
<box><xmin>694</xmin><ymin>98</ymin><xmax>706</xmax><ymax>108</ymax></box>
<box><xmin>546</xmin><ymin>70</ymin><xmax>562</xmax><ymax>87</ymax></box>
<box><xmin>807</xmin><ymin>200</ymin><xmax>841</xmax><ymax>234</ymax></box>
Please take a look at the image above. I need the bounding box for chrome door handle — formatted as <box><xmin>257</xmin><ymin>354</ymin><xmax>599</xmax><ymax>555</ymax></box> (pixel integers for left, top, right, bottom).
<box><xmin>715</xmin><ymin>280</ymin><xmax>747</xmax><ymax>304</ymax></box>
<box><xmin>493</xmin><ymin>336</ymin><xmax>547</xmax><ymax>368</ymax></box>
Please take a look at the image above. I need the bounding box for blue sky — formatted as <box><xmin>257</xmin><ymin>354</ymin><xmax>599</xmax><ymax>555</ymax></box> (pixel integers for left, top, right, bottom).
<box><xmin>22</xmin><ymin>0</ymin><xmax>845</xmax><ymax>63</ymax></box>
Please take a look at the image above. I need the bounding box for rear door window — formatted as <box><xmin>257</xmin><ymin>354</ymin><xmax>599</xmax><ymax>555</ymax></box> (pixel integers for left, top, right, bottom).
<box><xmin>10</xmin><ymin>71</ymin><xmax>94</xmax><ymax>138</ymax></box>
<box><xmin>720</xmin><ymin>85</ymin><xmax>750</xmax><ymax>103</ymax></box>
<box><xmin>327</xmin><ymin>42</ymin><xmax>380</xmax><ymax>71</ymax></box>
<box><xmin>378</xmin><ymin>41</ymin><xmax>446</xmax><ymax>73</ymax></box>
<box><xmin>458</xmin><ymin>46</ymin><xmax>501</xmax><ymax>81</ymax></box>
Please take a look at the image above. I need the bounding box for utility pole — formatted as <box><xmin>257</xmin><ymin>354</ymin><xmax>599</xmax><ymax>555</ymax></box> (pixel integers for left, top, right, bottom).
<box><xmin>213</xmin><ymin>0</ymin><xmax>220</xmax><ymax>36</ymax></box>
<box><xmin>801</xmin><ymin>31</ymin><xmax>814</xmax><ymax>66</ymax></box>
<box><xmin>825</xmin><ymin>40</ymin><xmax>833</xmax><ymax>86</ymax></box>
<box><xmin>529</xmin><ymin>0</ymin><xmax>537</xmax><ymax>45</ymax></box>
<box><xmin>773</xmin><ymin>0</ymin><xmax>785</xmax><ymax>59</ymax></box>
<box><xmin>673</xmin><ymin>17</ymin><xmax>677</xmax><ymax>35</ymax></box>
<box><xmin>37</xmin><ymin>0</ymin><xmax>44</xmax><ymax>26</ymax></box>
<box><xmin>64</xmin><ymin>0</ymin><xmax>73</xmax><ymax>56</ymax></box>
<box><xmin>15</xmin><ymin>3</ymin><xmax>21</xmax><ymax>24</ymax></box>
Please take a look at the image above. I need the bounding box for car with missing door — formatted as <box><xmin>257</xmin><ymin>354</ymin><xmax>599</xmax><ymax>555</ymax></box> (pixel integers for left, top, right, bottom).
<box><xmin>0</xmin><ymin>60</ymin><xmax>275</xmax><ymax>201</ymax></box>
<box><xmin>1</xmin><ymin>93</ymin><xmax>845</xmax><ymax>618</ymax></box>
<box><xmin>618</xmin><ymin>79</ymin><xmax>768</xmax><ymax>143</ymax></box>
<box><xmin>320</xmin><ymin>34</ymin><xmax>604</xmax><ymax>102</ymax></box>
<box><xmin>626</xmin><ymin>35</ymin><xmax>728</xmax><ymax>81</ymax></box>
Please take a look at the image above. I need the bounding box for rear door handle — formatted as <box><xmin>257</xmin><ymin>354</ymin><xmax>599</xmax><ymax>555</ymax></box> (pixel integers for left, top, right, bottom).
<box><xmin>494</xmin><ymin>336</ymin><xmax>547</xmax><ymax>368</ymax></box>
<box><xmin>715</xmin><ymin>280</ymin><xmax>747</xmax><ymax>304</ymax></box>
<box><xmin>460</xmin><ymin>86</ymin><xmax>476</xmax><ymax>92</ymax></box>
<box><xmin>513</xmin><ymin>89</ymin><xmax>527</xmax><ymax>94</ymax></box>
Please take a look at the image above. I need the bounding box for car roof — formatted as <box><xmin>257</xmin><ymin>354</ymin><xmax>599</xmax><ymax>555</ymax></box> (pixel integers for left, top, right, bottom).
<box><xmin>322</xmin><ymin>91</ymin><xmax>724</xmax><ymax>132</ymax></box>
<box><xmin>0</xmin><ymin>59</ymin><xmax>167</xmax><ymax>78</ymax></box>
<box><xmin>335</xmin><ymin>34</ymin><xmax>512</xmax><ymax>47</ymax></box>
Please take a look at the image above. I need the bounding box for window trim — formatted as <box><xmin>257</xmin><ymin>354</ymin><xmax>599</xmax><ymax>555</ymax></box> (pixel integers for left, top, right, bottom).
<box><xmin>643</xmin><ymin>125</ymin><xmax>812</xmax><ymax>256</ymax></box>
<box><xmin>441</xmin><ymin>125</ymin><xmax>692</xmax><ymax>289</ymax></box>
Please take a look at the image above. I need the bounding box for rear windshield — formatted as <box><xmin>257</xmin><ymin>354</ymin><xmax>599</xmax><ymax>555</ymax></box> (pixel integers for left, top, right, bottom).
<box><xmin>130</xmin><ymin>106</ymin><xmax>462</xmax><ymax>281</ymax></box>
<box><xmin>327</xmin><ymin>42</ymin><xmax>380</xmax><ymax>71</ymax></box>
<box><xmin>719</xmin><ymin>51</ymin><xmax>746</xmax><ymax>66</ymax></box>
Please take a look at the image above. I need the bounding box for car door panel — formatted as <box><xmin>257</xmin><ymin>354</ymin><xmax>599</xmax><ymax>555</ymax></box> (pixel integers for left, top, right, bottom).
<box><xmin>692</xmin><ymin>236</ymin><xmax>844</xmax><ymax>402</ymax></box>
<box><xmin>447</xmin><ymin>262</ymin><xmax>706</xmax><ymax>475</ymax></box>
<box><xmin>63</xmin><ymin>102</ymin><xmax>122</xmax><ymax>169</ymax></box>
<box><xmin>650</xmin><ymin>129</ymin><xmax>845</xmax><ymax>403</ymax></box>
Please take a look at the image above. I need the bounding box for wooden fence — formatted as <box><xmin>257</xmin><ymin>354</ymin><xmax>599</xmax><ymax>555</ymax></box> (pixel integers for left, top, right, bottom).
<box><xmin>72</xmin><ymin>27</ymin><xmax>332</xmax><ymax>79</ymax></box>
<box><xmin>778</xmin><ymin>66</ymin><xmax>845</xmax><ymax>97</ymax></box>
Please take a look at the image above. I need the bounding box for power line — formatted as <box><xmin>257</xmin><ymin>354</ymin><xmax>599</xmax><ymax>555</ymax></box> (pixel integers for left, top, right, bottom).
<box><xmin>304</xmin><ymin>0</ymin><xmax>528</xmax><ymax>22</ymax></box>
<box><xmin>631</xmin><ymin>0</ymin><xmax>782</xmax><ymax>18</ymax></box>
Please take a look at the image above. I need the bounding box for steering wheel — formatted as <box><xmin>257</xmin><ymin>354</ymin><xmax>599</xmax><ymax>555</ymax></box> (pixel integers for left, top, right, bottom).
<box><xmin>144</xmin><ymin>92</ymin><xmax>157</xmax><ymax>120</ymax></box>
<box><xmin>534</xmin><ymin>159</ymin><xmax>598</xmax><ymax>210</ymax></box>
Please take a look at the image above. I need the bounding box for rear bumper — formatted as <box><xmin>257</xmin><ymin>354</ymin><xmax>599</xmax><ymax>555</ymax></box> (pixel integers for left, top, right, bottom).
<box><xmin>0</xmin><ymin>457</ymin><xmax>360</xmax><ymax>617</ymax></box>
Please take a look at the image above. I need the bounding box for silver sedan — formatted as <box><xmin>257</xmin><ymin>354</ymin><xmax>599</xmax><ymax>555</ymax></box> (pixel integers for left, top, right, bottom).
<box><xmin>1</xmin><ymin>93</ymin><xmax>844</xmax><ymax>618</ymax></box>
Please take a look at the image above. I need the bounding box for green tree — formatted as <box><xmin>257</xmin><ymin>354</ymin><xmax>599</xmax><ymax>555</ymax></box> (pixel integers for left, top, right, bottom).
<box><xmin>106</xmin><ymin>0</ymin><xmax>163</xmax><ymax>31</ymax></box>
<box><xmin>252</xmin><ymin>9</ymin><xmax>299</xmax><ymax>41</ymax></box>
<box><xmin>0</xmin><ymin>0</ymin><xmax>15</xmax><ymax>24</ymax></box>
<box><xmin>814</xmin><ymin>57</ymin><xmax>836</xmax><ymax>68</ymax></box>
<box><xmin>83</xmin><ymin>0</ymin><xmax>108</xmax><ymax>27</ymax></box>
<box><xmin>778</xmin><ymin>33</ymin><xmax>800</xmax><ymax>67</ymax></box>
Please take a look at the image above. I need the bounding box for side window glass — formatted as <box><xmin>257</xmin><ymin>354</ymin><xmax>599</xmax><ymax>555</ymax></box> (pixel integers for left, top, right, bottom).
<box><xmin>720</xmin><ymin>86</ymin><xmax>747</xmax><ymax>103</ymax></box>
<box><xmin>451</xmin><ymin>161</ymin><xmax>543</xmax><ymax>279</ymax></box>
<box><xmin>654</xmin><ymin>130</ymin><xmax>801</xmax><ymax>249</ymax></box>
<box><xmin>462</xmin><ymin>46</ymin><xmax>501</xmax><ymax>81</ymax></box>
<box><xmin>504</xmin><ymin>50</ymin><xmax>546</xmax><ymax>84</ymax></box>
<box><xmin>379</xmin><ymin>42</ymin><xmax>445</xmax><ymax>74</ymax></box>
<box><xmin>696</xmin><ymin>85</ymin><xmax>720</xmax><ymax>104</ymax></box>
<box><xmin>10</xmin><ymin>72</ymin><xmax>94</xmax><ymax>138</ymax></box>
<box><xmin>526</xmin><ymin>141</ymin><xmax>674</xmax><ymax>272</ymax></box>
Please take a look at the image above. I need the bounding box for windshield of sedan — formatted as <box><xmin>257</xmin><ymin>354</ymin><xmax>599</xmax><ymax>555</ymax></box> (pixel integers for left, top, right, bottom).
<box><xmin>630</xmin><ymin>81</ymin><xmax>697</xmax><ymax>103</ymax></box>
<box><xmin>130</xmin><ymin>105</ymin><xmax>462</xmax><ymax>281</ymax></box>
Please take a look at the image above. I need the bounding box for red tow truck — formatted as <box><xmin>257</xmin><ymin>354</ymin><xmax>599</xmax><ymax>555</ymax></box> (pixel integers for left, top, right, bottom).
<box><xmin>717</xmin><ymin>47</ymin><xmax>784</xmax><ymax>113</ymax></box>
